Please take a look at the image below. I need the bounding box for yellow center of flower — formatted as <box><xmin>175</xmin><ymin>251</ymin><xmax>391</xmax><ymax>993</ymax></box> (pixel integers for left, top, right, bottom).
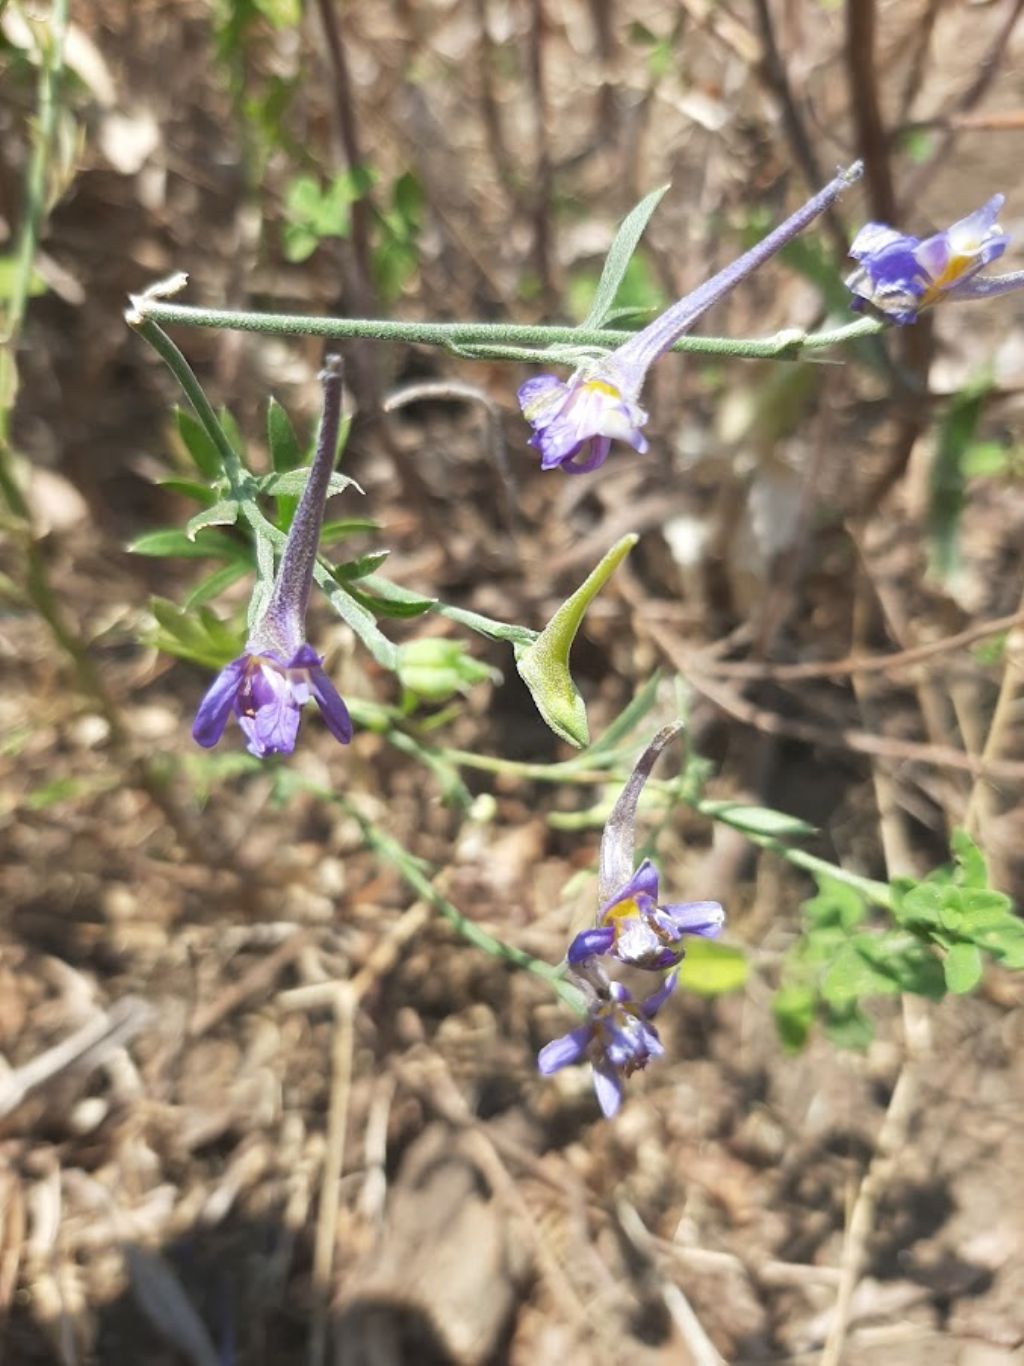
<box><xmin>584</xmin><ymin>379</ymin><xmax>624</xmax><ymax>399</ymax></box>
<box><xmin>922</xmin><ymin>252</ymin><xmax>975</xmax><ymax>303</ymax></box>
<box><xmin>602</xmin><ymin>896</ymin><xmax>640</xmax><ymax>926</ymax></box>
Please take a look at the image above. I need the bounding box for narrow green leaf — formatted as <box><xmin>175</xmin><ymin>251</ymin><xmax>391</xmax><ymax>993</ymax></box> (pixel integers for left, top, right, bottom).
<box><xmin>129</xmin><ymin>528</ymin><xmax>245</xmax><ymax>560</ymax></box>
<box><xmin>327</xmin><ymin>585</ymin><xmax>399</xmax><ymax>669</ymax></box>
<box><xmin>184</xmin><ymin>562</ymin><xmax>249</xmax><ymax>610</ymax></box>
<box><xmin>320</xmin><ymin>516</ymin><xmax>381</xmax><ymax>544</ymax></box>
<box><xmin>248</xmin><ymin>532</ymin><xmax>276</xmax><ymax>630</ymax></box>
<box><xmin>351</xmin><ymin>574</ymin><xmax>435</xmax><ymax>618</ymax></box>
<box><xmin>259</xmin><ymin>469</ymin><xmax>356</xmax><ymax>498</ymax></box>
<box><xmin>515</xmin><ymin>534</ymin><xmax>638</xmax><ymax>748</ymax></box>
<box><xmin>186</xmin><ymin>499</ymin><xmax>239</xmax><ymax>540</ymax></box>
<box><xmin>581</xmin><ymin>184</ymin><xmax>670</xmax><ymax>331</ymax></box>
<box><xmin>218</xmin><ymin>407</ymin><xmax>248</xmax><ymax>465</ymax></box>
<box><xmin>175</xmin><ymin>406</ymin><xmax>221</xmax><ymax>479</ymax></box>
<box><xmin>434</xmin><ymin>602</ymin><xmax>537</xmax><ymax>646</ymax></box>
<box><xmin>584</xmin><ymin>671</ymin><xmax>662</xmax><ymax>757</ymax></box>
<box><xmin>929</xmin><ymin>378</ymin><xmax>991</xmax><ymax>581</ymax></box>
<box><xmin>158</xmin><ymin>476</ymin><xmax>216</xmax><ymax>504</ymax></box>
<box><xmin>332</xmin><ymin>550</ymin><xmax>390</xmax><ymax>581</ymax></box>
<box><xmin>267</xmin><ymin>396</ymin><xmax>303</xmax><ymax>473</ymax></box>
<box><xmin>943</xmin><ymin>942</ymin><xmax>983</xmax><ymax>994</ymax></box>
<box><xmin>698</xmin><ymin>801</ymin><xmax>817</xmax><ymax>839</ymax></box>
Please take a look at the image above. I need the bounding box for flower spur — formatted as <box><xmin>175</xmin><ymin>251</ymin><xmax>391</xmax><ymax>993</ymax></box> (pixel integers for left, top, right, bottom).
<box><xmin>519</xmin><ymin>162</ymin><xmax>863</xmax><ymax>473</ymax></box>
<box><xmin>192</xmin><ymin>357</ymin><xmax>353</xmax><ymax>758</ymax></box>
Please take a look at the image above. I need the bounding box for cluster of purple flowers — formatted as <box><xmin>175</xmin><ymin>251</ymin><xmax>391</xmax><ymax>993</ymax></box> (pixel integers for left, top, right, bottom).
<box><xmin>520</xmin><ymin>177</ymin><xmax>1022</xmax><ymax>476</ymax></box>
<box><xmin>538</xmin><ymin>726</ymin><xmax>724</xmax><ymax>1117</ymax></box>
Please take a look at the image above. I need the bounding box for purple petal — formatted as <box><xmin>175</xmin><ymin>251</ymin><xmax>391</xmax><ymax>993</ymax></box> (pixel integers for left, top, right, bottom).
<box><xmin>946</xmin><ymin>194</ymin><xmax>1005</xmax><ymax>249</ymax></box>
<box><xmin>239</xmin><ymin>689</ymin><xmax>302</xmax><ymax>757</ymax></box>
<box><xmin>602</xmin><ymin>859</ymin><xmax>659</xmax><ymax>915</ymax></box>
<box><xmin>518</xmin><ymin>374</ymin><xmax>568</xmax><ymax>421</ymax></box>
<box><xmin>591</xmin><ymin>1062</ymin><xmax>624</xmax><ymax>1117</ymax></box>
<box><xmin>559</xmin><ymin>436</ymin><xmax>613</xmax><ymax>474</ymax></box>
<box><xmin>538</xmin><ymin>1024</ymin><xmax>592</xmax><ymax>1075</ymax></box>
<box><xmin>192</xmin><ymin>657</ymin><xmax>249</xmax><ymax>748</ymax></box>
<box><xmin>307</xmin><ymin>664</ymin><xmax>353</xmax><ymax>744</ymax></box>
<box><xmin>641</xmin><ymin>969</ymin><xmax>679</xmax><ymax>1018</ymax></box>
<box><xmin>656</xmin><ymin>900</ymin><xmax>725</xmax><ymax>940</ymax></box>
<box><xmin>567</xmin><ymin>926</ymin><xmax>616</xmax><ymax>965</ymax></box>
<box><xmin>849</xmin><ymin>221</ymin><xmax>907</xmax><ymax>261</ymax></box>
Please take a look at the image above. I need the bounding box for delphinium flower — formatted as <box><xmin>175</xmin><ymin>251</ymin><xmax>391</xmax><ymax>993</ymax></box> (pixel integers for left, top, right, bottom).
<box><xmin>538</xmin><ymin>974</ymin><xmax>678</xmax><ymax>1119</ymax></box>
<box><xmin>846</xmin><ymin>195</ymin><xmax>1024</xmax><ymax>324</ymax></box>
<box><xmin>519</xmin><ymin>162</ymin><xmax>863</xmax><ymax>473</ymax></box>
<box><xmin>192</xmin><ymin>357</ymin><xmax>353</xmax><ymax>757</ymax></box>
<box><xmin>537</xmin><ymin>723</ymin><xmax>725</xmax><ymax>1116</ymax></box>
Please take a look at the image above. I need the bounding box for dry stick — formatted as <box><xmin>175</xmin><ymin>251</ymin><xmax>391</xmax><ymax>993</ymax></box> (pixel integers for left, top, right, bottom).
<box><xmin>187</xmin><ymin>931</ymin><xmax>311</xmax><ymax>1037</ymax></box>
<box><xmin>820</xmin><ymin>573</ymin><xmax>935</xmax><ymax>1364</ymax></box>
<box><xmin>851</xmin><ymin>528</ymin><xmax>970</xmax><ymax>817</ymax></box>
<box><xmin>473</xmin><ymin>0</ymin><xmax>517</xmax><ymax>195</ymax></box>
<box><xmin>963</xmin><ymin>596</ymin><xmax>1024</xmax><ymax>837</ymax></box>
<box><xmin>845</xmin><ymin>0</ymin><xmax>934</xmax><ymax>514</ymax></box>
<box><xmin>311</xmin><ymin>0</ymin><xmax>446</xmax><ymax>546</ymax></box>
<box><xmin>896</xmin><ymin>0</ymin><xmax>943</xmax><ymax>122</ymax></box>
<box><xmin>527</xmin><ymin>0</ymin><xmax>556</xmax><ymax>310</ymax></box>
<box><xmin>300</xmin><ymin>900</ymin><xmax>432</xmax><ymax>1366</ymax></box>
<box><xmin>400</xmin><ymin>1054</ymin><xmax>618</xmax><ymax>1365</ymax></box>
<box><xmin>587</xmin><ymin>0</ymin><xmax>617</xmax><ymax>146</ymax></box>
<box><xmin>683</xmin><ymin>607</ymin><xmax>1024</xmax><ymax>684</ymax></box>
<box><xmin>616</xmin><ymin>1201</ymin><xmax>726</xmax><ymax>1366</ymax></box>
<box><xmin>845</xmin><ymin>0</ymin><xmax>896</xmax><ymax>224</ymax></box>
<box><xmin>818</xmin><ymin>1052</ymin><xmax>919</xmax><ymax>1366</ymax></box>
<box><xmin>645</xmin><ymin>617</ymin><xmax>1024</xmax><ymax>782</ymax></box>
<box><xmin>752</xmin><ymin>0</ymin><xmax>849</xmax><ymax>262</ymax></box>
<box><xmin>899</xmin><ymin>0</ymin><xmax>1024</xmax><ymax>209</ymax></box>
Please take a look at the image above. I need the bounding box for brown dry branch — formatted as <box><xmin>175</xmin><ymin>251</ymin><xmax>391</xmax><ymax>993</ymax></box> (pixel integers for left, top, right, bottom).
<box><xmin>645</xmin><ymin>616</ymin><xmax>1024</xmax><ymax>783</ymax></box>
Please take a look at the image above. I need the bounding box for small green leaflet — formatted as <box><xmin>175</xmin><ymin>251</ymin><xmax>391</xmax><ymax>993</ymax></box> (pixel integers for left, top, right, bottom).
<box><xmin>580</xmin><ymin>183</ymin><xmax>669</xmax><ymax>331</ymax></box>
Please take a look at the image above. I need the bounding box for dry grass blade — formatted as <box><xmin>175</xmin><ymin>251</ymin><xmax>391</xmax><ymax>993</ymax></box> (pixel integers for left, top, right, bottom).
<box><xmin>0</xmin><ymin>997</ymin><xmax>153</xmax><ymax>1120</ymax></box>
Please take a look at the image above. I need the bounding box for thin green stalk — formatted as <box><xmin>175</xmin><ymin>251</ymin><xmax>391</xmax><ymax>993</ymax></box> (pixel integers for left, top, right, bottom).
<box><xmin>437</xmin><ymin>745</ymin><xmax>895</xmax><ymax>909</ymax></box>
<box><xmin>330</xmin><ymin>792</ymin><xmax>587</xmax><ymax>1013</ymax></box>
<box><xmin>129</xmin><ymin>316</ymin><xmax>246</xmax><ymax>479</ymax></box>
<box><xmin>130</xmin><ymin>295</ymin><xmax>884</xmax><ymax>363</ymax></box>
<box><xmin>1</xmin><ymin>0</ymin><xmax>69</xmax><ymax>359</ymax></box>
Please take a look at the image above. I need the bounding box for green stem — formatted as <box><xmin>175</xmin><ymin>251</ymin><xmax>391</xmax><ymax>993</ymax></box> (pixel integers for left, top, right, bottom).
<box><xmin>1</xmin><ymin>0</ymin><xmax>69</xmax><ymax>357</ymax></box>
<box><xmin>130</xmin><ymin>296</ymin><xmax>884</xmax><ymax>363</ymax></box>
<box><xmin>437</xmin><ymin>745</ymin><xmax>895</xmax><ymax>909</ymax></box>
<box><xmin>331</xmin><ymin>792</ymin><xmax>586</xmax><ymax>1013</ymax></box>
<box><xmin>130</xmin><ymin>317</ymin><xmax>245</xmax><ymax>480</ymax></box>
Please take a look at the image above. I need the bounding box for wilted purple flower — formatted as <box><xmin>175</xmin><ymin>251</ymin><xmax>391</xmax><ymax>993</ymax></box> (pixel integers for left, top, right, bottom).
<box><xmin>538</xmin><ymin>975</ymin><xmax>677</xmax><ymax>1118</ymax></box>
<box><xmin>846</xmin><ymin>195</ymin><xmax>1022</xmax><ymax>324</ymax></box>
<box><xmin>192</xmin><ymin>357</ymin><xmax>353</xmax><ymax>758</ymax></box>
<box><xmin>568</xmin><ymin>857</ymin><xmax>724</xmax><ymax>970</ymax></box>
<box><xmin>519</xmin><ymin>162</ymin><xmax>863</xmax><ymax>473</ymax></box>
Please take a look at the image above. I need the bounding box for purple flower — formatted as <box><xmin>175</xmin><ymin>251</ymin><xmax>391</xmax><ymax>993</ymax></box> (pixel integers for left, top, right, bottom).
<box><xmin>192</xmin><ymin>357</ymin><xmax>353</xmax><ymax>757</ymax></box>
<box><xmin>520</xmin><ymin>162</ymin><xmax>863</xmax><ymax>472</ymax></box>
<box><xmin>538</xmin><ymin>976</ymin><xmax>677</xmax><ymax>1117</ymax></box>
<box><xmin>568</xmin><ymin>858</ymin><xmax>724</xmax><ymax>970</ymax></box>
<box><xmin>192</xmin><ymin>643</ymin><xmax>352</xmax><ymax>757</ymax></box>
<box><xmin>846</xmin><ymin>195</ymin><xmax>1016</xmax><ymax>324</ymax></box>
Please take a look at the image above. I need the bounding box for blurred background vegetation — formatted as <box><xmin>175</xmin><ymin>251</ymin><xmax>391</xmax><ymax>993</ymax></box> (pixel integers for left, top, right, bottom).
<box><xmin>1</xmin><ymin>2</ymin><xmax>1024</xmax><ymax>1363</ymax></box>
